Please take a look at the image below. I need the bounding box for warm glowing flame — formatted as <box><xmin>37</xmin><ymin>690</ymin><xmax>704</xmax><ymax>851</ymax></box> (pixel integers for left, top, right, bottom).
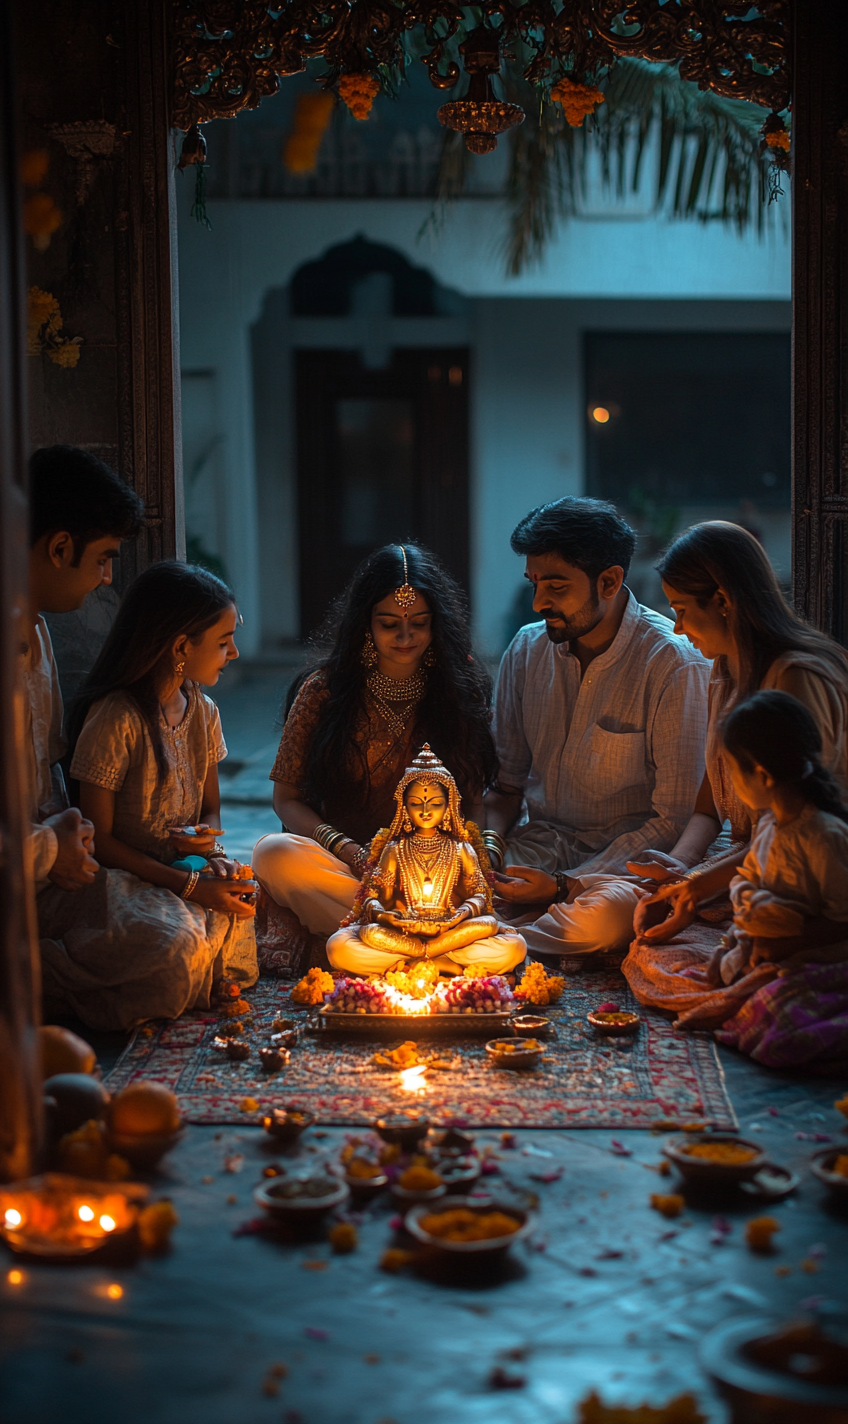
<box><xmin>422</xmin><ymin>876</ymin><xmax>434</xmax><ymax>901</ymax></box>
<box><xmin>399</xmin><ymin>1064</ymin><xmax>428</xmax><ymax>1092</ymax></box>
<box><xmin>78</xmin><ymin>1204</ymin><xmax>95</xmax><ymax>1222</ymax></box>
<box><xmin>4</xmin><ymin>1208</ymin><xmax>22</xmax><ymax>1229</ymax></box>
<box><xmin>106</xmin><ymin>1283</ymin><xmax>123</xmax><ymax>1299</ymax></box>
<box><xmin>592</xmin><ymin>406</ymin><xmax>610</xmax><ymax>424</ymax></box>
<box><xmin>7</xmin><ymin>1269</ymin><xmax>24</xmax><ymax>1286</ymax></box>
<box><xmin>99</xmin><ymin>1215</ymin><xmax>117</xmax><ymax>1233</ymax></box>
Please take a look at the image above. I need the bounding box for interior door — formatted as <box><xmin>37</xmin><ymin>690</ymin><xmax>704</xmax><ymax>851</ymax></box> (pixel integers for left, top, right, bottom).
<box><xmin>295</xmin><ymin>348</ymin><xmax>469</xmax><ymax>638</ymax></box>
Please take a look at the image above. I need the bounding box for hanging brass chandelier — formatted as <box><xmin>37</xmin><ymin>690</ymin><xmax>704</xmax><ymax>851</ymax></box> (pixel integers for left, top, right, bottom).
<box><xmin>172</xmin><ymin>1</ymin><xmax>790</xmax><ymax>142</ymax></box>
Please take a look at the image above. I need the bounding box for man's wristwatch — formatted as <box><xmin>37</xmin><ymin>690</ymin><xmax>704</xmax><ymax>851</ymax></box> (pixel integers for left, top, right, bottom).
<box><xmin>553</xmin><ymin>871</ymin><xmax>570</xmax><ymax>902</ymax></box>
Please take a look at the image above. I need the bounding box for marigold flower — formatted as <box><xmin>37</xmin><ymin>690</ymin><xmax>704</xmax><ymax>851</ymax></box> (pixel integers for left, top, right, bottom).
<box><xmin>23</xmin><ymin>192</ymin><xmax>63</xmax><ymax>250</ymax></box>
<box><xmin>650</xmin><ymin>1193</ymin><xmax>685</xmax><ymax>1219</ymax></box>
<box><xmin>379</xmin><ymin>1247</ymin><xmax>414</xmax><ymax>1273</ymax></box>
<box><xmin>338</xmin><ymin>73</ymin><xmax>380</xmax><ymax>121</ymax></box>
<box><xmin>765</xmin><ymin>129</ymin><xmax>791</xmax><ymax>152</ymax></box>
<box><xmin>745</xmin><ymin>1215</ymin><xmax>780</xmax><ymax>1252</ymax></box>
<box><xmin>834</xmin><ymin>1091</ymin><xmax>848</xmax><ymax>1118</ymax></box>
<box><xmin>137</xmin><ymin>1199</ymin><xmax>178</xmax><ymax>1253</ymax></box>
<box><xmin>20</xmin><ymin>149</ymin><xmax>50</xmax><ymax>188</ymax></box>
<box><xmin>328</xmin><ymin>1222</ymin><xmax>358</xmax><ymax>1254</ymax></box>
<box><xmin>282</xmin><ymin>92</ymin><xmax>335</xmax><ymax>175</ymax></box>
<box><xmin>551</xmin><ymin>78</ymin><xmax>605</xmax><ymax>127</ymax></box>
<box><xmin>47</xmin><ymin>341</ymin><xmax>81</xmax><ymax>368</ymax></box>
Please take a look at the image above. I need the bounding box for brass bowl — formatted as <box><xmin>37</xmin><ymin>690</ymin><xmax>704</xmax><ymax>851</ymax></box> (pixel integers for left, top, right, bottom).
<box><xmin>587</xmin><ymin>1009</ymin><xmax>641</xmax><ymax>1036</ymax></box>
<box><xmin>391</xmin><ymin>1179</ymin><xmax>447</xmax><ymax>1207</ymax></box>
<box><xmin>374</xmin><ymin>1113</ymin><xmax>430</xmax><ymax>1151</ymax></box>
<box><xmin>108</xmin><ymin>1126</ymin><xmax>185</xmax><ymax>1170</ymax></box>
<box><xmin>254</xmin><ymin>1174</ymin><xmax>349</xmax><ymax>1222</ymax></box>
<box><xmin>344</xmin><ymin>1169</ymin><xmax>389</xmax><ymax>1200</ymax></box>
<box><xmin>511</xmin><ymin>1015</ymin><xmax>552</xmax><ymax>1037</ymax></box>
<box><xmin>405</xmin><ymin>1195</ymin><xmax>534</xmax><ymax>1256</ymax></box>
<box><xmin>663</xmin><ymin>1132</ymin><xmax>768</xmax><ymax>1184</ymax></box>
<box><xmin>485</xmin><ymin>1037</ymin><xmax>546</xmax><ymax>1070</ymax></box>
<box><xmin>810</xmin><ymin>1147</ymin><xmax>848</xmax><ymax>1199</ymax></box>
<box><xmin>262</xmin><ymin>1106</ymin><xmax>314</xmax><ymax>1144</ymax></box>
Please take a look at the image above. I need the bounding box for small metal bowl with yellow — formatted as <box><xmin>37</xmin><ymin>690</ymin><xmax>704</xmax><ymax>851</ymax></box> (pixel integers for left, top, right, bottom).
<box><xmin>663</xmin><ymin>1132</ymin><xmax>768</xmax><ymax>1185</ymax></box>
<box><xmin>485</xmin><ymin>1037</ymin><xmax>546</xmax><ymax>1070</ymax></box>
<box><xmin>587</xmin><ymin>1008</ymin><xmax>641</xmax><ymax>1036</ymax></box>
<box><xmin>406</xmin><ymin>1194</ymin><xmax>534</xmax><ymax>1258</ymax></box>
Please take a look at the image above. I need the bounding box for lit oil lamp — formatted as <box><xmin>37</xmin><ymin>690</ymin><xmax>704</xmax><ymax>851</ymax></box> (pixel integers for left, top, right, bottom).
<box><xmin>0</xmin><ymin>1174</ymin><xmax>149</xmax><ymax>1257</ymax></box>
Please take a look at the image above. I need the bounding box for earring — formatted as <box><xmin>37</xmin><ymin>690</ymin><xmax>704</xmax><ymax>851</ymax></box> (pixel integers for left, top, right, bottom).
<box><xmin>361</xmin><ymin>630</ymin><xmax>378</xmax><ymax>668</ymax></box>
<box><xmin>422</xmin><ymin>645</ymin><xmax>436</xmax><ymax>668</ymax></box>
<box><xmin>175</xmin><ymin>660</ymin><xmax>185</xmax><ymax>676</ymax></box>
<box><xmin>401</xmin><ymin>808</ymin><xmax>413</xmax><ymax>834</ymax></box>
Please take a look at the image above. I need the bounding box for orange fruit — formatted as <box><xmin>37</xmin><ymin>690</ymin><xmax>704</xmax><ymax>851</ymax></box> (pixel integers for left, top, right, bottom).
<box><xmin>109</xmin><ymin>1081</ymin><xmax>180</xmax><ymax>1137</ymax></box>
<box><xmin>40</xmin><ymin>1024</ymin><xmax>96</xmax><ymax>1078</ymax></box>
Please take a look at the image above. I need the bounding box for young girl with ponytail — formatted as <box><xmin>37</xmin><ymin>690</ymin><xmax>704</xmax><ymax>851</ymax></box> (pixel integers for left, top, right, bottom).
<box><xmin>634</xmin><ymin>691</ymin><xmax>848</xmax><ymax>1068</ymax></box>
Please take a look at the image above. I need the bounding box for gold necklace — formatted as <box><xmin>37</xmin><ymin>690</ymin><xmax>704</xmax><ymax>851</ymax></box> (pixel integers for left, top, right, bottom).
<box><xmin>366</xmin><ymin>669</ymin><xmax>426</xmax><ymax>742</ymax></box>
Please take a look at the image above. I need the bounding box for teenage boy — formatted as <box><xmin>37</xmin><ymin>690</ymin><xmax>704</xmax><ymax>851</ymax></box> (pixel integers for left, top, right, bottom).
<box><xmin>25</xmin><ymin>445</ymin><xmax>144</xmax><ymax>892</ymax></box>
<box><xmin>485</xmin><ymin>496</ymin><xmax>710</xmax><ymax>957</ymax></box>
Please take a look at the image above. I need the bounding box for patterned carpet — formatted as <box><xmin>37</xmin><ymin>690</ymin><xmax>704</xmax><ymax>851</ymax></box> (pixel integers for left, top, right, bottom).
<box><xmin>104</xmin><ymin>971</ymin><xmax>736</xmax><ymax>1130</ymax></box>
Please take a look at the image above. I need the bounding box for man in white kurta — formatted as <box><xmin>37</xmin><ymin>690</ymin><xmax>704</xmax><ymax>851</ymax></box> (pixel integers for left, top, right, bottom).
<box><xmin>486</xmin><ymin>497</ymin><xmax>710</xmax><ymax>957</ymax></box>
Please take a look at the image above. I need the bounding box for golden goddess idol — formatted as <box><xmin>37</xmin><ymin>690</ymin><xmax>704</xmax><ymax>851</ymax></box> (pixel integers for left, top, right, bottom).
<box><xmin>326</xmin><ymin>746</ymin><xmax>526</xmax><ymax>976</ymax></box>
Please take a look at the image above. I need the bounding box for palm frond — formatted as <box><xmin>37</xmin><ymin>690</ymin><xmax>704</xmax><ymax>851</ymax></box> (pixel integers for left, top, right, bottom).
<box><xmin>435</xmin><ymin>57</ymin><xmax>784</xmax><ymax>276</ymax></box>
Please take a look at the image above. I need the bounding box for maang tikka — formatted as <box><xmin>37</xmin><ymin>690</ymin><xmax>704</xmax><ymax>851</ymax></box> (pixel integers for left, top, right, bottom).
<box><xmin>394</xmin><ymin>545</ymin><xmax>417</xmax><ymax>614</ymax></box>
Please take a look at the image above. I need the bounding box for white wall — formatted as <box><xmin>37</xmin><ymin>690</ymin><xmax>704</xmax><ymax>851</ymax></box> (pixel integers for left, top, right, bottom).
<box><xmin>177</xmin><ymin>193</ymin><xmax>791</xmax><ymax>656</ymax></box>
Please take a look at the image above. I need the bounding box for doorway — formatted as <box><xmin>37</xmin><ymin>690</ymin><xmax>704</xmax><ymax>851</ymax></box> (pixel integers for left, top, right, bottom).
<box><xmin>295</xmin><ymin>347</ymin><xmax>469</xmax><ymax>638</ymax></box>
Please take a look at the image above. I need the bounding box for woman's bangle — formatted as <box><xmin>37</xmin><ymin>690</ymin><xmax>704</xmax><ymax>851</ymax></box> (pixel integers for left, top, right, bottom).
<box><xmin>481</xmin><ymin>830</ymin><xmax>506</xmax><ymax>869</ymax></box>
<box><xmin>181</xmin><ymin>869</ymin><xmax>200</xmax><ymax>900</ymax></box>
<box><xmin>313</xmin><ymin>823</ymin><xmax>349</xmax><ymax>857</ymax></box>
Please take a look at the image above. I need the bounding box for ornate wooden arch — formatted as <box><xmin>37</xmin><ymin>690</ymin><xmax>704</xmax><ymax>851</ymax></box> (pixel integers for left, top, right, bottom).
<box><xmin>172</xmin><ymin>0</ymin><xmax>791</xmax><ymax>131</ymax></box>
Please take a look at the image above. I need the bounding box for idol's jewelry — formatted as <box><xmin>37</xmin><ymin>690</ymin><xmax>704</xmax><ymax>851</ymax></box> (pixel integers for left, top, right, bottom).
<box><xmin>401</xmin><ymin>807</ymin><xmax>413</xmax><ymax>834</ymax></box>
<box><xmin>393</xmin><ymin>544</ymin><xmax>417</xmax><ymax>612</ymax></box>
<box><xmin>481</xmin><ymin>829</ymin><xmax>506</xmax><ymax>870</ymax></box>
<box><xmin>360</xmin><ymin>629</ymin><xmax>379</xmax><ymax>668</ymax></box>
<box><xmin>181</xmin><ymin>869</ymin><xmax>200</xmax><ymax>900</ymax></box>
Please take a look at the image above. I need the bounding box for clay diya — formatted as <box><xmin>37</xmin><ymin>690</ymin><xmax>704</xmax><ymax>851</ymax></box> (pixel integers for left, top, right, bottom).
<box><xmin>810</xmin><ymin>1148</ymin><xmax>848</xmax><ymax>1201</ymax></box>
<box><xmin>587</xmin><ymin>1008</ymin><xmax>641</xmax><ymax>1036</ymax></box>
<box><xmin>510</xmin><ymin>1014</ymin><xmax>552</xmax><ymax>1037</ymax></box>
<box><xmin>262</xmin><ymin>1106</ymin><xmax>315</xmax><ymax>1145</ymax></box>
<box><xmin>374</xmin><ymin>1113</ymin><xmax>430</xmax><ymax>1152</ymax></box>
<box><xmin>485</xmin><ymin>1037</ymin><xmax>546</xmax><ymax>1070</ymax></box>
<box><xmin>254</xmin><ymin>1174</ymin><xmax>349</xmax><ymax>1224</ymax></box>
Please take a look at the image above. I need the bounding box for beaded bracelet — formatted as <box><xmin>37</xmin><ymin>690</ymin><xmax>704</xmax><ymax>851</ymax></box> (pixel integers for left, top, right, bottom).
<box><xmin>181</xmin><ymin>869</ymin><xmax>200</xmax><ymax>900</ymax></box>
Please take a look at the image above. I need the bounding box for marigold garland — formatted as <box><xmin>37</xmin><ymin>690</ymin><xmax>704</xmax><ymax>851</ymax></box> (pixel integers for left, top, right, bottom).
<box><xmin>27</xmin><ymin>286</ymin><xmax>82</xmax><ymax>368</ymax></box>
<box><xmin>551</xmin><ymin>78</ymin><xmax>605</xmax><ymax>127</ymax></box>
<box><xmin>282</xmin><ymin>92</ymin><xmax>335</xmax><ymax>174</ymax></box>
<box><xmin>338</xmin><ymin>73</ymin><xmax>380</xmax><ymax>121</ymax></box>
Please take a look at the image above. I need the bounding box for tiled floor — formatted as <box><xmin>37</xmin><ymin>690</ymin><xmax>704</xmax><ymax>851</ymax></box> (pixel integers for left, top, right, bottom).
<box><xmin>2</xmin><ymin>1052</ymin><xmax>847</xmax><ymax>1424</ymax></box>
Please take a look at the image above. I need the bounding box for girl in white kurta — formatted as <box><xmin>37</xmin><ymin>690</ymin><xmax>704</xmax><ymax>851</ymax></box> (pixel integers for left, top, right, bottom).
<box><xmin>631</xmin><ymin>691</ymin><xmax>848</xmax><ymax>1068</ymax></box>
<box><xmin>40</xmin><ymin>563</ymin><xmax>257</xmax><ymax>1031</ymax></box>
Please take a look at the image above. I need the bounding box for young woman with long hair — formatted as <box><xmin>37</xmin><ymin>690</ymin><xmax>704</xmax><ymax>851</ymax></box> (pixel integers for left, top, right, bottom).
<box><xmin>39</xmin><ymin>562</ymin><xmax>258</xmax><ymax>1030</ymax></box>
<box><xmin>623</xmin><ymin>522</ymin><xmax>848</xmax><ymax>1046</ymax></box>
<box><xmin>252</xmin><ymin>543</ymin><xmax>499</xmax><ymax>961</ymax></box>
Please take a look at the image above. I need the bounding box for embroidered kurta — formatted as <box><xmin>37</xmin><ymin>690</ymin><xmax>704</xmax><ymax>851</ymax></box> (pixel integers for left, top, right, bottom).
<box><xmin>70</xmin><ymin>684</ymin><xmax>226</xmax><ymax>862</ymax></box>
<box><xmin>493</xmin><ymin>592</ymin><xmax>710</xmax><ymax>878</ymax></box>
